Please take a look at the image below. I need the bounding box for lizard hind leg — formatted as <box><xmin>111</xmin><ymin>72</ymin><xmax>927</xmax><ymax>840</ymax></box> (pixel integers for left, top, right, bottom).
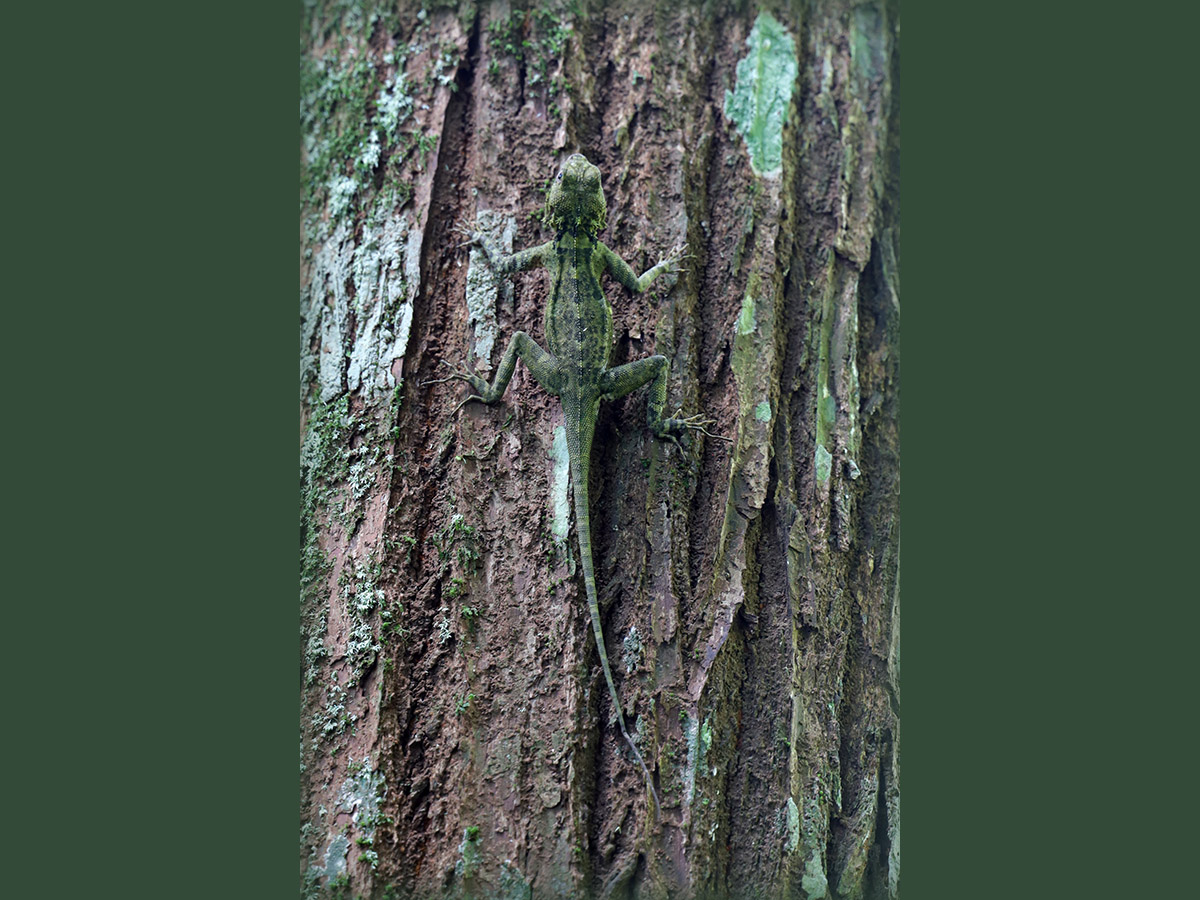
<box><xmin>598</xmin><ymin>355</ymin><xmax>729</xmax><ymax>445</ymax></box>
<box><xmin>434</xmin><ymin>331</ymin><xmax>562</xmax><ymax>408</ymax></box>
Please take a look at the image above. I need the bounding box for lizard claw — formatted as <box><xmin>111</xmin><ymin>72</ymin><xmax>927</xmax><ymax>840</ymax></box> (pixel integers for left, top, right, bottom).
<box><xmin>426</xmin><ymin>361</ymin><xmax>490</xmax><ymax>411</ymax></box>
<box><xmin>453</xmin><ymin>393</ymin><xmax>486</xmax><ymax>413</ymax></box>
<box><xmin>660</xmin><ymin>242</ymin><xmax>687</xmax><ymax>270</ymax></box>
<box><xmin>423</xmin><ymin>359</ymin><xmax>477</xmax><ymax>387</ymax></box>
<box><xmin>452</xmin><ymin>223</ymin><xmax>481</xmax><ymax>251</ymax></box>
<box><xmin>660</xmin><ymin>408</ymin><xmax>733</xmax><ymax>444</ymax></box>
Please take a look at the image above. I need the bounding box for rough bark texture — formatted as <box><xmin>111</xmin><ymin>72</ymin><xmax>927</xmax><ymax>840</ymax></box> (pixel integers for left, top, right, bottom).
<box><xmin>299</xmin><ymin>1</ymin><xmax>899</xmax><ymax>898</ymax></box>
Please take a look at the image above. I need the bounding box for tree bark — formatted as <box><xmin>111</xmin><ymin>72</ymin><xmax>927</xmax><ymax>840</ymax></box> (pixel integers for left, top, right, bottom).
<box><xmin>300</xmin><ymin>2</ymin><xmax>899</xmax><ymax>898</ymax></box>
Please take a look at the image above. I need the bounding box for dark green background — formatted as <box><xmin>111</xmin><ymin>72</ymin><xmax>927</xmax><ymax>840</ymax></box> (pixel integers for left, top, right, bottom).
<box><xmin>10</xmin><ymin>1</ymin><xmax>1177</xmax><ymax>897</ymax></box>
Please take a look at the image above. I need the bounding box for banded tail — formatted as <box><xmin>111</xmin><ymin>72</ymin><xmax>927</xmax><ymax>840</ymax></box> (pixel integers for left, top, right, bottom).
<box><xmin>571</xmin><ymin>461</ymin><xmax>660</xmax><ymax>811</ymax></box>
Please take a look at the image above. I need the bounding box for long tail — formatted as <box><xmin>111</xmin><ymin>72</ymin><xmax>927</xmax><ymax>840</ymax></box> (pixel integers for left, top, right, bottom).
<box><xmin>572</xmin><ymin>462</ymin><xmax>660</xmax><ymax>811</ymax></box>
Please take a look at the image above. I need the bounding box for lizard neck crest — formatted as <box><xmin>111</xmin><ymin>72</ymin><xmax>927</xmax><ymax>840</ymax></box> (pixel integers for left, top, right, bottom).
<box><xmin>545</xmin><ymin>153</ymin><xmax>607</xmax><ymax>236</ymax></box>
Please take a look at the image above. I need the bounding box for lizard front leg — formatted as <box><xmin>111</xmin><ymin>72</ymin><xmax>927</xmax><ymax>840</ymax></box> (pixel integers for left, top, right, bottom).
<box><xmin>457</xmin><ymin>226</ymin><xmax>553</xmax><ymax>279</ymax></box>
<box><xmin>434</xmin><ymin>233</ymin><xmax>558</xmax><ymax>405</ymax></box>
<box><xmin>601</xmin><ymin>242</ymin><xmax>685</xmax><ymax>294</ymax></box>
<box><xmin>436</xmin><ymin>331</ymin><xmax>562</xmax><ymax>407</ymax></box>
<box><xmin>598</xmin><ymin>356</ymin><xmax>727</xmax><ymax>445</ymax></box>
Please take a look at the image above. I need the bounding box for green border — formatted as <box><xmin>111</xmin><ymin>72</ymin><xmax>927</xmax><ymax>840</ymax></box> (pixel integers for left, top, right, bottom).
<box><xmin>905</xmin><ymin>1</ymin><xmax>1144</xmax><ymax>896</ymax></box>
<box><xmin>89</xmin><ymin>3</ymin><xmax>297</xmax><ymax>896</ymax></box>
<box><xmin>11</xmin><ymin>1</ymin><xmax>296</xmax><ymax>896</ymax></box>
<box><xmin>179</xmin><ymin>5</ymin><xmax>299</xmax><ymax>896</ymax></box>
<box><xmin>906</xmin><ymin>1</ymin><xmax>1016</xmax><ymax>894</ymax></box>
<box><xmin>16</xmin><ymin>0</ymin><xmax>1158</xmax><ymax>895</ymax></box>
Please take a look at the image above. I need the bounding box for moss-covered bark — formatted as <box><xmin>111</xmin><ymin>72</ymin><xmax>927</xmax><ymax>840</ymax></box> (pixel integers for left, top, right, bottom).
<box><xmin>299</xmin><ymin>2</ymin><xmax>899</xmax><ymax>897</ymax></box>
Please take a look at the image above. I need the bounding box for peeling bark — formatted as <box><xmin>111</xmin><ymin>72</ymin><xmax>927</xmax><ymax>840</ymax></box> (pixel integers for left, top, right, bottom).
<box><xmin>300</xmin><ymin>2</ymin><xmax>899</xmax><ymax>898</ymax></box>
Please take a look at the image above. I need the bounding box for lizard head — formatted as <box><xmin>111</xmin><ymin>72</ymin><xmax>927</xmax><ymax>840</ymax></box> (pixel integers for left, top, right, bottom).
<box><xmin>544</xmin><ymin>153</ymin><xmax>607</xmax><ymax>236</ymax></box>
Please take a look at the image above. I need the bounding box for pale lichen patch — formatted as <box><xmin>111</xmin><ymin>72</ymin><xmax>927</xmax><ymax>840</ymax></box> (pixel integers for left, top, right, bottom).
<box><xmin>786</xmin><ymin>796</ymin><xmax>800</xmax><ymax>853</ymax></box>
<box><xmin>323</xmin><ymin>833</ymin><xmax>349</xmax><ymax>883</ymax></box>
<box><xmin>307</xmin><ymin>222</ymin><xmax>356</xmax><ymax>402</ymax></box>
<box><xmin>698</xmin><ymin>716</ymin><xmax>713</xmax><ymax>775</ymax></box>
<box><xmin>337</xmin><ymin>757</ymin><xmax>385</xmax><ymax>838</ymax></box>
<box><xmin>376</xmin><ymin>69</ymin><xmax>414</xmax><ymax>144</ymax></box>
<box><xmin>465</xmin><ymin>211</ymin><xmax>517</xmax><ymax>368</ymax></box>
<box><xmin>622</xmin><ymin>625</ymin><xmax>642</xmax><ymax>674</ymax></box>
<box><xmin>736</xmin><ymin>292</ymin><xmax>756</xmax><ymax>335</ymax></box>
<box><xmin>548</xmin><ymin>425</ymin><xmax>571</xmax><ymax>542</ymax></box>
<box><xmin>815</xmin><ymin>443</ymin><xmax>833</xmax><ymax>485</ymax></box>
<box><xmin>326</xmin><ymin>175</ymin><xmax>359</xmax><ymax>221</ymax></box>
<box><xmin>305</xmin><ymin>212</ymin><xmax>421</xmax><ymax>404</ymax></box>
<box><xmin>803</xmin><ymin>846</ymin><xmax>830</xmax><ymax>898</ymax></box>
<box><xmin>683</xmin><ymin>711</ymin><xmax>699</xmax><ymax>804</ymax></box>
<box><xmin>724</xmin><ymin>13</ymin><xmax>798</xmax><ymax>176</ymax></box>
<box><xmin>346</xmin><ymin>210</ymin><xmax>419</xmax><ymax>397</ymax></box>
<box><xmin>728</xmin><ymin>281</ymin><xmax>775</xmax><ymax>501</ymax></box>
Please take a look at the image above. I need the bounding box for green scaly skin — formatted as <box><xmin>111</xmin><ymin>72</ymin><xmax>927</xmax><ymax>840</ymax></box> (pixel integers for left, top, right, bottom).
<box><xmin>446</xmin><ymin>154</ymin><xmax>713</xmax><ymax>811</ymax></box>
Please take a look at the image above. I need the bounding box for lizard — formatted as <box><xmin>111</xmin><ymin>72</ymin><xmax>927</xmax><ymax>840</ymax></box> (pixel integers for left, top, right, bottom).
<box><xmin>437</xmin><ymin>153</ymin><xmax>725</xmax><ymax>811</ymax></box>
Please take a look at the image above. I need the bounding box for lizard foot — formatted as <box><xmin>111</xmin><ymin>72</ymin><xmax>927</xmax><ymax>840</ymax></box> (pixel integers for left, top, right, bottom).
<box><xmin>451</xmin><ymin>223</ymin><xmax>481</xmax><ymax>251</ymax></box>
<box><xmin>659</xmin><ymin>242</ymin><xmax>690</xmax><ymax>272</ymax></box>
<box><xmin>423</xmin><ymin>360</ymin><xmax>488</xmax><ymax>401</ymax></box>
<box><xmin>658</xmin><ymin>408</ymin><xmax>732</xmax><ymax>445</ymax></box>
<box><xmin>452</xmin><ymin>393</ymin><xmax>487</xmax><ymax>414</ymax></box>
<box><xmin>453</xmin><ymin>225</ymin><xmax>504</xmax><ymax>286</ymax></box>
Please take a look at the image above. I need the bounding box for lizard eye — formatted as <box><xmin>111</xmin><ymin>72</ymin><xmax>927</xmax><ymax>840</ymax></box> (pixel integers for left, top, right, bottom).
<box><xmin>556</xmin><ymin>171</ymin><xmax>563</xmax><ymax>181</ymax></box>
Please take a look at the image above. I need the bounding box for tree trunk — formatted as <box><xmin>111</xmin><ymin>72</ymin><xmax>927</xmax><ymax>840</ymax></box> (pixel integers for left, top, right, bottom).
<box><xmin>299</xmin><ymin>2</ymin><xmax>899</xmax><ymax>898</ymax></box>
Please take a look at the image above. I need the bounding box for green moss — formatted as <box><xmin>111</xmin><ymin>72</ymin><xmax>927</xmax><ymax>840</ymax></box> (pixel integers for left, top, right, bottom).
<box><xmin>301</xmin><ymin>395</ymin><xmax>355</xmax><ymax>692</ymax></box>
<box><xmin>301</xmin><ymin>396</ymin><xmax>354</xmax><ymax>515</ymax></box>
<box><xmin>432</xmin><ymin>513</ymin><xmax>479</xmax><ymax>573</ymax></box>
<box><xmin>299</xmin><ymin>51</ymin><xmax>378</xmax><ymax>219</ymax></box>
<box><xmin>300</xmin><ymin>1</ymin><xmax>461</xmax><ymax>228</ymax></box>
<box><xmin>455</xmin><ymin>825</ymin><xmax>482</xmax><ymax>880</ymax></box>
<box><xmin>814</xmin><ymin>443</ymin><xmax>833</xmax><ymax>485</ymax></box>
<box><xmin>736</xmin><ymin>292</ymin><xmax>756</xmax><ymax>335</ymax></box>
<box><xmin>697</xmin><ymin>716</ymin><xmax>713</xmax><ymax>773</ymax></box>
<box><xmin>486</xmin><ymin>5</ymin><xmax>573</xmax><ymax>101</ymax></box>
<box><xmin>724</xmin><ymin>12</ymin><xmax>798</xmax><ymax>176</ymax></box>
